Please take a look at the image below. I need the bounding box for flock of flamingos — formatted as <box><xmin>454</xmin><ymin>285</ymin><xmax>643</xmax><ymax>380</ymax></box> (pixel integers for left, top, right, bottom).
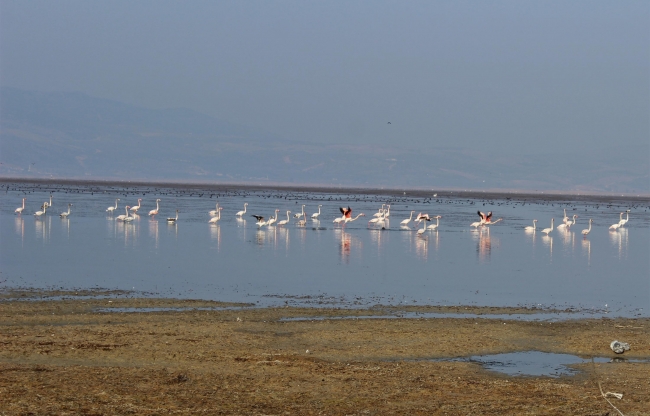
<box><xmin>14</xmin><ymin>195</ymin><xmax>631</xmax><ymax>238</ymax></box>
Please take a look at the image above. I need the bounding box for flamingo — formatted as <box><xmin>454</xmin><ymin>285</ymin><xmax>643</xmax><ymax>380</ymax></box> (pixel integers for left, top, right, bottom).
<box><xmin>267</xmin><ymin>209</ymin><xmax>280</xmax><ymax>226</ymax></box>
<box><xmin>277</xmin><ymin>211</ymin><xmax>291</xmax><ymax>226</ymax></box>
<box><xmin>123</xmin><ymin>209</ymin><xmax>134</xmax><ymax>222</ymax></box>
<box><xmin>609</xmin><ymin>213</ymin><xmax>623</xmax><ymax>230</ymax></box>
<box><xmin>618</xmin><ymin>210</ymin><xmax>630</xmax><ymax>227</ymax></box>
<box><xmin>565</xmin><ymin>215</ymin><xmax>578</xmax><ymax>228</ymax></box>
<box><xmin>524</xmin><ymin>219</ymin><xmax>537</xmax><ymax>232</ymax></box>
<box><xmin>427</xmin><ymin>216</ymin><xmax>442</xmax><ymax>230</ymax></box>
<box><xmin>541</xmin><ymin>218</ymin><xmax>554</xmax><ymax>235</ymax></box>
<box><xmin>130</xmin><ymin>199</ymin><xmax>142</xmax><ymax>214</ymax></box>
<box><xmin>60</xmin><ymin>204</ymin><xmax>72</xmax><ymax>218</ymax></box>
<box><xmin>148</xmin><ymin>199</ymin><xmax>161</xmax><ymax>216</ymax></box>
<box><xmin>372</xmin><ymin>204</ymin><xmax>386</xmax><ymax>218</ymax></box>
<box><xmin>311</xmin><ymin>205</ymin><xmax>322</xmax><ymax>220</ymax></box>
<box><xmin>116</xmin><ymin>206</ymin><xmax>130</xmax><ymax>221</ymax></box>
<box><xmin>400</xmin><ymin>211</ymin><xmax>416</xmax><ymax>227</ymax></box>
<box><xmin>334</xmin><ymin>207</ymin><xmax>352</xmax><ymax>225</ymax></box>
<box><xmin>209</xmin><ymin>203</ymin><xmax>220</xmax><ymax>217</ymax></box>
<box><xmin>208</xmin><ymin>207</ymin><xmax>223</xmax><ymax>224</ymax></box>
<box><xmin>46</xmin><ymin>194</ymin><xmax>53</xmax><ymax>209</ymax></box>
<box><xmin>417</xmin><ymin>217</ymin><xmax>429</xmax><ymax>235</ymax></box>
<box><xmin>252</xmin><ymin>215</ymin><xmax>268</xmax><ymax>227</ymax></box>
<box><xmin>15</xmin><ymin>198</ymin><xmax>26</xmax><ymax>214</ymax></box>
<box><xmin>293</xmin><ymin>205</ymin><xmax>306</xmax><ymax>219</ymax></box>
<box><xmin>34</xmin><ymin>202</ymin><xmax>48</xmax><ymax>217</ymax></box>
<box><xmin>296</xmin><ymin>214</ymin><xmax>308</xmax><ymax>227</ymax></box>
<box><xmin>236</xmin><ymin>203</ymin><xmax>248</xmax><ymax>217</ymax></box>
<box><xmin>167</xmin><ymin>210</ymin><xmax>179</xmax><ymax>224</ymax></box>
<box><xmin>368</xmin><ymin>215</ymin><xmax>385</xmax><ymax>226</ymax></box>
<box><xmin>106</xmin><ymin>199</ymin><xmax>120</xmax><ymax>214</ymax></box>
<box><xmin>477</xmin><ymin>211</ymin><xmax>493</xmax><ymax>225</ymax></box>
<box><xmin>581</xmin><ymin>219</ymin><xmax>593</xmax><ymax>237</ymax></box>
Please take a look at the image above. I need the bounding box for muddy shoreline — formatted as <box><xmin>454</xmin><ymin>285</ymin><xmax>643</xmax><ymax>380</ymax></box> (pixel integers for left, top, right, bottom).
<box><xmin>1</xmin><ymin>294</ymin><xmax>648</xmax><ymax>415</ymax></box>
<box><xmin>3</xmin><ymin>177</ymin><xmax>649</xmax><ymax>202</ymax></box>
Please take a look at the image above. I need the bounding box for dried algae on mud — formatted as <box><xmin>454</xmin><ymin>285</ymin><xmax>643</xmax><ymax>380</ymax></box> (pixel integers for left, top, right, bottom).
<box><xmin>0</xmin><ymin>294</ymin><xmax>648</xmax><ymax>415</ymax></box>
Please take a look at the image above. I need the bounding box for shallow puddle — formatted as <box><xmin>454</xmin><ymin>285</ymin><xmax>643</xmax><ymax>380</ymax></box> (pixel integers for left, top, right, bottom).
<box><xmin>466</xmin><ymin>351</ymin><xmax>647</xmax><ymax>377</ymax></box>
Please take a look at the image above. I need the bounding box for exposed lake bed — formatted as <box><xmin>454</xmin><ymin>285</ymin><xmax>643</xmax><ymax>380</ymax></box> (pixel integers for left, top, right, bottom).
<box><xmin>0</xmin><ymin>291</ymin><xmax>648</xmax><ymax>414</ymax></box>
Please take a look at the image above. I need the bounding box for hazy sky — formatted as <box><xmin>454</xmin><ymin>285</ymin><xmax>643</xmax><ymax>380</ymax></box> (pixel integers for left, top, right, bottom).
<box><xmin>1</xmin><ymin>1</ymin><xmax>648</xmax><ymax>154</ymax></box>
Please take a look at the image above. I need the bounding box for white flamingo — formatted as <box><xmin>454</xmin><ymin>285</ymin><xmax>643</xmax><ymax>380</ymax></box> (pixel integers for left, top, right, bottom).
<box><xmin>167</xmin><ymin>210</ymin><xmax>179</xmax><ymax>223</ymax></box>
<box><xmin>277</xmin><ymin>211</ymin><xmax>291</xmax><ymax>226</ymax></box>
<box><xmin>524</xmin><ymin>219</ymin><xmax>537</xmax><ymax>232</ymax></box>
<box><xmin>148</xmin><ymin>199</ymin><xmax>161</xmax><ymax>216</ymax></box>
<box><xmin>60</xmin><ymin>204</ymin><xmax>72</xmax><ymax>218</ymax></box>
<box><xmin>581</xmin><ymin>219</ymin><xmax>593</xmax><ymax>237</ymax></box>
<box><xmin>372</xmin><ymin>204</ymin><xmax>386</xmax><ymax>218</ymax></box>
<box><xmin>123</xmin><ymin>209</ymin><xmax>134</xmax><ymax>222</ymax></box>
<box><xmin>566</xmin><ymin>215</ymin><xmax>578</xmax><ymax>228</ymax></box>
<box><xmin>267</xmin><ymin>209</ymin><xmax>280</xmax><ymax>226</ymax></box>
<box><xmin>116</xmin><ymin>206</ymin><xmax>130</xmax><ymax>221</ymax></box>
<box><xmin>541</xmin><ymin>218</ymin><xmax>554</xmax><ymax>235</ymax></box>
<box><xmin>293</xmin><ymin>205</ymin><xmax>306</xmax><ymax>219</ymax></box>
<box><xmin>609</xmin><ymin>213</ymin><xmax>623</xmax><ymax>230</ymax></box>
<box><xmin>427</xmin><ymin>216</ymin><xmax>442</xmax><ymax>230</ymax></box>
<box><xmin>15</xmin><ymin>198</ymin><xmax>26</xmax><ymax>214</ymax></box>
<box><xmin>209</xmin><ymin>203</ymin><xmax>220</xmax><ymax>217</ymax></box>
<box><xmin>236</xmin><ymin>203</ymin><xmax>248</xmax><ymax>217</ymax></box>
<box><xmin>417</xmin><ymin>217</ymin><xmax>429</xmax><ymax>235</ymax></box>
<box><xmin>400</xmin><ymin>211</ymin><xmax>415</xmax><ymax>227</ymax></box>
<box><xmin>106</xmin><ymin>199</ymin><xmax>120</xmax><ymax>214</ymax></box>
<box><xmin>311</xmin><ymin>205</ymin><xmax>322</xmax><ymax>220</ymax></box>
<box><xmin>130</xmin><ymin>199</ymin><xmax>142</xmax><ymax>214</ymax></box>
<box><xmin>34</xmin><ymin>202</ymin><xmax>48</xmax><ymax>217</ymax></box>
<box><xmin>557</xmin><ymin>214</ymin><xmax>577</xmax><ymax>230</ymax></box>
<box><xmin>618</xmin><ymin>210</ymin><xmax>629</xmax><ymax>227</ymax></box>
<box><xmin>209</xmin><ymin>207</ymin><xmax>223</xmax><ymax>224</ymax></box>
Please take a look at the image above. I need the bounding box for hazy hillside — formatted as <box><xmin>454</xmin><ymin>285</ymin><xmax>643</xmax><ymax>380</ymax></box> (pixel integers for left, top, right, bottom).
<box><xmin>1</xmin><ymin>88</ymin><xmax>648</xmax><ymax>193</ymax></box>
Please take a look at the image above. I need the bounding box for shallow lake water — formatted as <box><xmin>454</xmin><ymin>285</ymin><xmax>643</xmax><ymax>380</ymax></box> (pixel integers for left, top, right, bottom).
<box><xmin>1</xmin><ymin>183</ymin><xmax>649</xmax><ymax>318</ymax></box>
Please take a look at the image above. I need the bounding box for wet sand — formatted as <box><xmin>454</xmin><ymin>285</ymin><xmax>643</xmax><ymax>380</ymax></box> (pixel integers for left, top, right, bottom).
<box><xmin>1</xmin><ymin>293</ymin><xmax>648</xmax><ymax>415</ymax></box>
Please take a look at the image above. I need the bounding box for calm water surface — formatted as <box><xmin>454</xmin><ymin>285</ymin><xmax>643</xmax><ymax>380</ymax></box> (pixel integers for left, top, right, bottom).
<box><xmin>2</xmin><ymin>183</ymin><xmax>648</xmax><ymax>317</ymax></box>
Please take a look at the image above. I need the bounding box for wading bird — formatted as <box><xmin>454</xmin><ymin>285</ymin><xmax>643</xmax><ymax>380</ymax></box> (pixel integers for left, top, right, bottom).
<box><xmin>106</xmin><ymin>199</ymin><xmax>120</xmax><ymax>214</ymax></box>
<box><xmin>236</xmin><ymin>203</ymin><xmax>248</xmax><ymax>217</ymax></box>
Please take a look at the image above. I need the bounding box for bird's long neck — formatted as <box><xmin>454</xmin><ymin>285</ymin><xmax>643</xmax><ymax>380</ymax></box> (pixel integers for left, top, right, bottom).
<box><xmin>318</xmin><ymin>206</ymin><xmax>321</xmax><ymax>215</ymax></box>
<box><xmin>625</xmin><ymin>212</ymin><xmax>629</xmax><ymax>221</ymax></box>
<box><xmin>156</xmin><ymin>200</ymin><xmax>159</xmax><ymax>210</ymax></box>
<box><xmin>115</xmin><ymin>200</ymin><xmax>119</xmax><ymax>209</ymax></box>
<box><xmin>243</xmin><ymin>205</ymin><xmax>247</xmax><ymax>214</ymax></box>
<box><xmin>409</xmin><ymin>211</ymin><xmax>414</xmax><ymax>221</ymax></box>
<box><xmin>286</xmin><ymin>211</ymin><xmax>290</xmax><ymax>221</ymax></box>
<box><xmin>22</xmin><ymin>199</ymin><xmax>25</xmax><ymax>209</ymax></box>
<box><xmin>436</xmin><ymin>217</ymin><xmax>440</xmax><ymax>226</ymax></box>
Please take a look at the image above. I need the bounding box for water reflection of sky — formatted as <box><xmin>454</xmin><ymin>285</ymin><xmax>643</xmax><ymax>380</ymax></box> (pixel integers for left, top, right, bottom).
<box><xmin>1</xmin><ymin>185</ymin><xmax>649</xmax><ymax>317</ymax></box>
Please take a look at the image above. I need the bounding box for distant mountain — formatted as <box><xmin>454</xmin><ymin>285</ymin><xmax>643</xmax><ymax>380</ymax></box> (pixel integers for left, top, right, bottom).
<box><xmin>1</xmin><ymin>87</ymin><xmax>648</xmax><ymax>194</ymax></box>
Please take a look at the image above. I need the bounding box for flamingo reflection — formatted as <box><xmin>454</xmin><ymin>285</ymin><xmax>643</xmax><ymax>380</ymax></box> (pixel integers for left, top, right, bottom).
<box><xmin>210</xmin><ymin>224</ymin><xmax>221</xmax><ymax>251</ymax></box>
<box><xmin>336</xmin><ymin>229</ymin><xmax>361</xmax><ymax>264</ymax></box>
<box><xmin>149</xmin><ymin>219</ymin><xmax>159</xmax><ymax>249</ymax></box>
<box><xmin>415</xmin><ymin>234</ymin><xmax>428</xmax><ymax>261</ymax></box>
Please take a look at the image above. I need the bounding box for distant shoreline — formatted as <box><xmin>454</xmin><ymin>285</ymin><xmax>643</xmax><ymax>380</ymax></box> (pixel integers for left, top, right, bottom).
<box><xmin>2</xmin><ymin>176</ymin><xmax>649</xmax><ymax>201</ymax></box>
